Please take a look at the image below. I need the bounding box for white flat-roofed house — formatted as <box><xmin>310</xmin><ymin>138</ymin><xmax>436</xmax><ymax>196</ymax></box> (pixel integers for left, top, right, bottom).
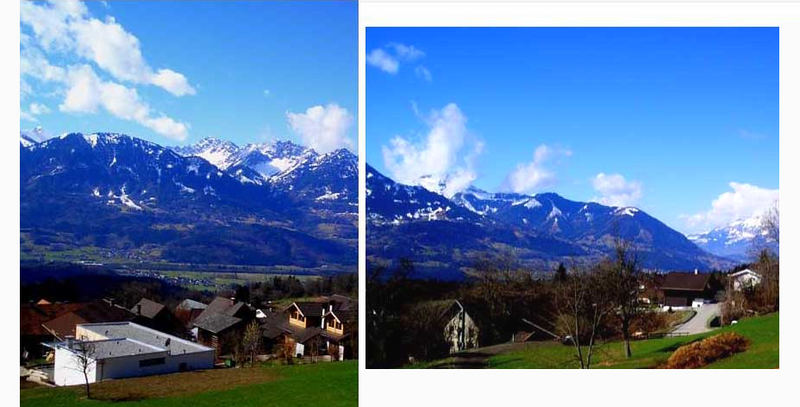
<box><xmin>729</xmin><ymin>268</ymin><xmax>762</xmax><ymax>291</ymax></box>
<box><xmin>52</xmin><ymin>321</ymin><xmax>214</xmax><ymax>386</ymax></box>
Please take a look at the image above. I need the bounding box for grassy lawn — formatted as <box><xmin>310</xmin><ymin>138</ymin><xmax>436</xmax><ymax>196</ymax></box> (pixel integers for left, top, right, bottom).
<box><xmin>21</xmin><ymin>361</ymin><xmax>357</xmax><ymax>407</ymax></box>
<box><xmin>488</xmin><ymin>312</ymin><xmax>778</xmax><ymax>369</ymax></box>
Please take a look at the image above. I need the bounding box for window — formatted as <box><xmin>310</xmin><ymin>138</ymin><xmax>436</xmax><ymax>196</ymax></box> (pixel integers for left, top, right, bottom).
<box><xmin>336</xmin><ymin>322</ymin><xmax>342</xmax><ymax>329</ymax></box>
<box><xmin>139</xmin><ymin>357</ymin><xmax>165</xmax><ymax>367</ymax></box>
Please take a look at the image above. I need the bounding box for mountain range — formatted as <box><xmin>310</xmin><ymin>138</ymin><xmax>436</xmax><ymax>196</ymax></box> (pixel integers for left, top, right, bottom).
<box><xmin>366</xmin><ymin>164</ymin><xmax>741</xmax><ymax>279</ymax></box>
<box><xmin>687</xmin><ymin>214</ymin><xmax>777</xmax><ymax>262</ymax></box>
<box><xmin>20</xmin><ymin>132</ymin><xmax>357</xmax><ymax>271</ymax></box>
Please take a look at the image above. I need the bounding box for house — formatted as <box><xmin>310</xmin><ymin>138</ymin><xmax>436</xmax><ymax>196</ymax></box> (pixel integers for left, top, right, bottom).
<box><xmin>41</xmin><ymin>300</ymin><xmax>135</xmax><ymax>341</ymax></box>
<box><xmin>130</xmin><ymin>298</ymin><xmax>182</xmax><ymax>335</ymax></box>
<box><xmin>729</xmin><ymin>268</ymin><xmax>762</xmax><ymax>291</ymax></box>
<box><xmin>192</xmin><ymin>297</ymin><xmax>253</xmax><ymax>356</ymax></box>
<box><xmin>51</xmin><ymin>321</ymin><xmax>214</xmax><ymax>386</ymax></box>
<box><xmin>20</xmin><ymin>301</ymin><xmax>84</xmax><ymax>361</ymax></box>
<box><xmin>321</xmin><ymin>305</ymin><xmax>357</xmax><ymax>360</ymax></box>
<box><xmin>416</xmin><ymin>300</ymin><xmax>479</xmax><ymax>353</ymax></box>
<box><xmin>261</xmin><ymin>295</ymin><xmax>357</xmax><ymax>360</ymax></box>
<box><xmin>658</xmin><ymin>271</ymin><xmax>714</xmax><ymax>308</ymax></box>
<box><xmin>175</xmin><ymin>299</ymin><xmax>207</xmax><ymax>328</ymax></box>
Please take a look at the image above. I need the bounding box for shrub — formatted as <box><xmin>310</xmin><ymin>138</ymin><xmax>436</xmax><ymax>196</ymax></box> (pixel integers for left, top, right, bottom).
<box><xmin>664</xmin><ymin>332</ymin><xmax>749</xmax><ymax>369</ymax></box>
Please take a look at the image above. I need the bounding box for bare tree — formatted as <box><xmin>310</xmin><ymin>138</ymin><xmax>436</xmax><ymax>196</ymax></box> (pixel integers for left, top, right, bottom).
<box><xmin>70</xmin><ymin>340</ymin><xmax>97</xmax><ymax>399</ymax></box>
<box><xmin>241</xmin><ymin>320</ymin><xmax>262</xmax><ymax>366</ymax></box>
<box><xmin>601</xmin><ymin>240</ymin><xmax>642</xmax><ymax>358</ymax></box>
<box><xmin>762</xmin><ymin>201</ymin><xmax>779</xmax><ymax>243</ymax></box>
<box><xmin>554</xmin><ymin>267</ymin><xmax>614</xmax><ymax>369</ymax></box>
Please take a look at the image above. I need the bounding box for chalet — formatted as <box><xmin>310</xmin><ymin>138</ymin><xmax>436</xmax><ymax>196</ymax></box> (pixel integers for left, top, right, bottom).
<box><xmin>729</xmin><ymin>268</ymin><xmax>762</xmax><ymax>291</ymax></box>
<box><xmin>416</xmin><ymin>300</ymin><xmax>479</xmax><ymax>353</ymax></box>
<box><xmin>192</xmin><ymin>297</ymin><xmax>253</xmax><ymax>356</ymax></box>
<box><xmin>321</xmin><ymin>306</ymin><xmax>356</xmax><ymax>360</ymax></box>
<box><xmin>658</xmin><ymin>271</ymin><xmax>714</xmax><ymax>308</ymax></box>
<box><xmin>261</xmin><ymin>295</ymin><xmax>357</xmax><ymax>360</ymax></box>
<box><xmin>51</xmin><ymin>322</ymin><xmax>213</xmax><ymax>386</ymax></box>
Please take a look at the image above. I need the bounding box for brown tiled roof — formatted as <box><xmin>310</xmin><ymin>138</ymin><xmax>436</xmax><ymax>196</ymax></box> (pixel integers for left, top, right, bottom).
<box><xmin>193</xmin><ymin>313</ymin><xmax>242</xmax><ymax>334</ymax></box>
<box><xmin>21</xmin><ymin>302</ymin><xmax>84</xmax><ymax>336</ymax></box>
<box><xmin>325</xmin><ymin>308</ymin><xmax>357</xmax><ymax>325</ymax></box>
<box><xmin>203</xmin><ymin>297</ymin><xmax>236</xmax><ymax>315</ymax></box>
<box><xmin>292</xmin><ymin>302</ymin><xmax>326</xmax><ymax>318</ymax></box>
<box><xmin>42</xmin><ymin>301</ymin><xmax>133</xmax><ymax>339</ymax></box>
<box><xmin>660</xmin><ymin>273</ymin><xmax>711</xmax><ymax>291</ymax></box>
<box><xmin>294</xmin><ymin>326</ymin><xmax>323</xmax><ymax>343</ymax></box>
<box><xmin>192</xmin><ymin>297</ymin><xmax>250</xmax><ymax>333</ymax></box>
<box><xmin>131</xmin><ymin>298</ymin><xmax>166</xmax><ymax>319</ymax></box>
<box><xmin>413</xmin><ymin>300</ymin><xmax>462</xmax><ymax>322</ymax></box>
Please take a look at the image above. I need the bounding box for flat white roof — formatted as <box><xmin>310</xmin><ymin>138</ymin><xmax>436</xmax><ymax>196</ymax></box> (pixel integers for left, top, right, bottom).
<box><xmin>77</xmin><ymin>321</ymin><xmax>213</xmax><ymax>356</ymax></box>
<box><xmin>62</xmin><ymin>338</ymin><xmax>167</xmax><ymax>360</ymax></box>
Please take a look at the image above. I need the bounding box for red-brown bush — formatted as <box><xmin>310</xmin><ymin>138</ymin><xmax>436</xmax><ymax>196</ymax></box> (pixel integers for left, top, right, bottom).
<box><xmin>664</xmin><ymin>332</ymin><xmax>749</xmax><ymax>369</ymax></box>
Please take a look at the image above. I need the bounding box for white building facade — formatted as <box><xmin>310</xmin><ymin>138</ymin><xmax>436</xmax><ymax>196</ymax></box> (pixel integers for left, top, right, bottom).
<box><xmin>53</xmin><ymin>322</ymin><xmax>214</xmax><ymax>386</ymax></box>
<box><xmin>730</xmin><ymin>269</ymin><xmax>762</xmax><ymax>291</ymax></box>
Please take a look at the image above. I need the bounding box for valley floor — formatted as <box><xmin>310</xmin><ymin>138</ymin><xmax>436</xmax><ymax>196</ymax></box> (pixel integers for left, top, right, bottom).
<box><xmin>20</xmin><ymin>360</ymin><xmax>357</xmax><ymax>407</ymax></box>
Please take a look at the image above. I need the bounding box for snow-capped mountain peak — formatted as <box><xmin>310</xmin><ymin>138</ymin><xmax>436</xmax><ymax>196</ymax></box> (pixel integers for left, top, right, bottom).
<box><xmin>20</xmin><ymin>126</ymin><xmax>48</xmax><ymax>147</ymax></box>
<box><xmin>172</xmin><ymin>137</ymin><xmax>240</xmax><ymax>169</ymax></box>
<box><xmin>687</xmin><ymin>213</ymin><xmax>776</xmax><ymax>261</ymax></box>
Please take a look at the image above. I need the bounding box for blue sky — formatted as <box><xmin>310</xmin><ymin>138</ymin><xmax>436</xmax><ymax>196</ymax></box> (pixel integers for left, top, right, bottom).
<box><xmin>366</xmin><ymin>27</ymin><xmax>778</xmax><ymax>234</ymax></box>
<box><xmin>20</xmin><ymin>0</ymin><xmax>357</xmax><ymax>152</ymax></box>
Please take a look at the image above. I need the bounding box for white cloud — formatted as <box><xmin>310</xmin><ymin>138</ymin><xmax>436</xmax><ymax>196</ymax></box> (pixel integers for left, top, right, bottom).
<box><xmin>368</xmin><ymin>43</ymin><xmax>428</xmax><ymax>79</ymax></box>
<box><xmin>20</xmin><ymin>111</ymin><xmax>37</xmax><ymax>123</ymax></box>
<box><xmin>382</xmin><ymin>103</ymin><xmax>481</xmax><ymax>197</ymax></box>
<box><xmin>149</xmin><ymin>69</ymin><xmax>196</xmax><ymax>97</ymax></box>
<box><xmin>21</xmin><ymin>102</ymin><xmax>52</xmax><ymax>122</ymax></box>
<box><xmin>29</xmin><ymin>102</ymin><xmax>51</xmax><ymax>115</ymax></box>
<box><xmin>20</xmin><ymin>0</ymin><xmax>86</xmax><ymax>52</ymax></box>
<box><xmin>20</xmin><ymin>1</ymin><xmax>192</xmax><ymax>139</ymax></box>
<box><xmin>683</xmin><ymin>182</ymin><xmax>779</xmax><ymax>231</ymax></box>
<box><xmin>20</xmin><ymin>45</ymin><xmax>67</xmax><ymax>83</ymax></box>
<box><xmin>21</xmin><ymin>0</ymin><xmax>195</xmax><ymax>96</ymax></box>
<box><xmin>591</xmin><ymin>173</ymin><xmax>643</xmax><ymax>207</ymax></box>
<box><xmin>287</xmin><ymin>104</ymin><xmax>354</xmax><ymax>154</ymax></box>
<box><xmin>504</xmin><ymin>145</ymin><xmax>572</xmax><ymax>194</ymax></box>
<box><xmin>415</xmin><ymin>65</ymin><xmax>432</xmax><ymax>82</ymax></box>
<box><xmin>59</xmin><ymin>65</ymin><xmax>189</xmax><ymax>141</ymax></box>
<box><xmin>366</xmin><ymin>49</ymin><xmax>399</xmax><ymax>74</ymax></box>
<box><xmin>387</xmin><ymin>43</ymin><xmax>425</xmax><ymax>61</ymax></box>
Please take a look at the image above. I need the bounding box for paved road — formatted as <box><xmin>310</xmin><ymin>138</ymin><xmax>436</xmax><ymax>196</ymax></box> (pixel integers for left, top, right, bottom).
<box><xmin>672</xmin><ymin>303</ymin><xmax>721</xmax><ymax>335</ymax></box>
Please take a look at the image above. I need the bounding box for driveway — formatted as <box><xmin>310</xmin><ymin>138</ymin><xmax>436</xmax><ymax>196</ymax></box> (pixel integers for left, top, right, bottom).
<box><xmin>428</xmin><ymin>342</ymin><xmax>527</xmax><ymax>369</ymax></box>
<box><xmin>672</xmin><ymin>303</ymin><xmax>721</xmax><ymax>335</ymax></box>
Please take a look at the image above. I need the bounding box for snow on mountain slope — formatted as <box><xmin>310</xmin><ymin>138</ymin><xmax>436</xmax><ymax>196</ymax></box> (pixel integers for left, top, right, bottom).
<box><xmin>172</xmin><ymin>138</ymin><xmax>315</xmax><ymax>178</ymax></box>
<box><xmin>687</xmin><ymin>214</ymin><xmax>776</xmax><ymax>261</ymax></box>
<box><xmin>368</xmin><ymin>165</ymin><xmax>733</xmax><ymax>272</ymax></box>
<box><xmin>172</xmin><ymin>137</ymin><xmax>240</xmax><ymax>169</ymax></box>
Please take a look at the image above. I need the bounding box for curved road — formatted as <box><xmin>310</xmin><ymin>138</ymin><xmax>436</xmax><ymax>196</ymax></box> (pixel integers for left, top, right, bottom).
<box><xmin>672</xmin><ymin>303</ymin><xmax>720</xmax><ymax>335</ymax></box>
